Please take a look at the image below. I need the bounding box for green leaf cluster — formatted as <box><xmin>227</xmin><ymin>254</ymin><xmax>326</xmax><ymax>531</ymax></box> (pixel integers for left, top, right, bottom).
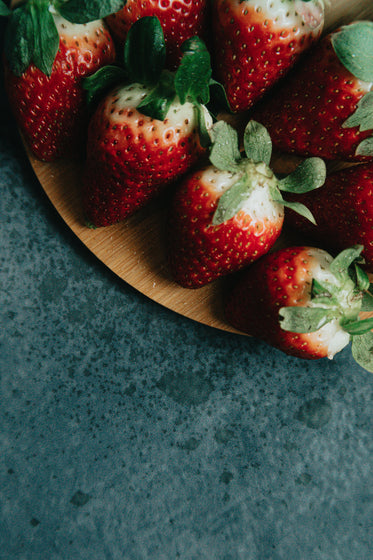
<box><xmin>136</xmin><ymin>26</ymin><xmax>214</xmax><ymax>142</ymax></box>
<box><xmin>2</xmin><ymin>0</ymin><xmax>126</xmax><ymax>76</ymax></box>
<box><xmin>210</xmin><ymin>120</ymin><xmax>326</xmax><ymax>226</ymax></box>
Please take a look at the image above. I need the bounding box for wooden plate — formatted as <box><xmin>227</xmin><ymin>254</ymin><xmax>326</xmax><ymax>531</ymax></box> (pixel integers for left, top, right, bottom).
<box><xmin>21</xmin><ymin>0</ymin><xmax>373</xmax><ymax>334</ymax></box>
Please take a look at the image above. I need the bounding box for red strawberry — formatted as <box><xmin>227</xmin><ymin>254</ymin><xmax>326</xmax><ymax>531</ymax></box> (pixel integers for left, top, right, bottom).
<box><xmin>284</xmin><ymin>163</ymin><xmax>373</xmax><ymax>271</ymax></box>
<box><xmin>3</xmin><ymin>1</ymin><xmax>123</xmax><ymax>161</ymax></box>
<box><xmin>255</xmin><ymin>21</ymin><xmax>373</xmax><ymax>162</ymax></box>
<box><xmin>105</xmin><ymin>0</ymin><xmax>209</xmax><ymax>69</ymax></box>
<box><xmin>83</xmin><ymin>82</ymin><xmax>210</xmax><ymax>226</ymax></box>
<box><xmin>167</xmin><ymin>119</ymin><xmax>326</xmax><ymax>288</ymax></box>
<box><xmin>212</xmin><ymin>0</ymin><xmax>325</xmax><ymax>113</ymax></box>
<box><xmin>224</xmin><ymin>245</ymin><xmax>373</xmax><ymax>371</ymax></box>
<box><xmin>82</xmin><ymin>18</ymin><xmax>214</xmax><ymax>227</ymax></box>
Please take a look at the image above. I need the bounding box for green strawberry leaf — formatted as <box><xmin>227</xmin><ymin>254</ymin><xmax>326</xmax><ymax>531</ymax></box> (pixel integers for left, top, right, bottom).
<box><xmin>4</xmin><ymin>2</ymin><xmax>59</xmax><ymax>77</ymax></box>
<box><xmin>195</xmin><ymin>103</ymin><xmax>212</xmax><ymax>148</ymax></box>
<box><xmin>279</xmin><ymin>306</ymin><xmax>335</xmax><ymax>333</ymax></box>
<box><xmin>0</xmin><ymin>1</ymin><xmax>11</xmax><ymax>16</ymax></box>
<box><xmin>212</xmin><ymin>174</ymin><xmax>251</xmax><ymax>225</ymax></box>
<box><xmin>30</xmin><ymin>3</ymin><xmax>60</xmax><ymax>77</ymax></box>
<box><xmin>312</xmin><ymin>278</ymin><xmax>332</xmax><ymax>298</ymax></box>
<box><xmin>124</xmin><ymin>16</ymin><xmax>166</xmax><ymax>87</ymax></box>
<box><xmin>271</xmin><ymin>191</ymin><xmax>316</xmax><ymax>224</ymax></box>
<box><xmin>278</xmin><ymin>157</ymin><xmax>326</xmax><ymax>194</ymax></box>
<box><xmin>56</xmin><ymin>0</ymin><xmax>126</xmax><ymax>24</ymax></box>
<box><xmin>311</xmin><ymin>274</ymin><xmax>347</xmax><ymax>302</ymax></box>
<box><xmin>209</xmin><ymin>121</ymin><xmax>241</xmax><ymax>172</ymax></box>
<box><xmin>243</xmin><ymin>120</ymin><xmax>272</xmax><ymax>166</ymax></box>
<box><xmin>361</xmin><ymin>285</ymin><xmax>373</xmax><ymax>312</ymax></box>
<box><xmin>4</xmin><ymin>5</ymin><xmax>34</xmax><ymax>76</ymax></box>
<box><xmin>342</xmin><ymin>317</ymin><xmax>373</xmax><ymax>335</ymax></box>
<box><xmin>83</xmin><ymin>65</ymin><xmax>128</xmax><ymax>105</ymax></box>
<box><xmin>330</xmin><ymin>245</ymin><xmax>364</xmax><ymax>277</ymax></box>
<box><xmin>332</xmin><ymin>21</ymin><xmax>373</xmax><ymax>83</ymax></box>
<box><xmin>137</xmin><ymin>70</ymin><xmax>175</xmax><ymax>121</ymax></box>
<box><xmin>175</xmin><ymin>37</ymin><xmax>211</xmax><ymax>105</ymax></box>
<box><xmin>356</xmin><ymin>137</ymin><xmax>373</xmax><ymax>157</ymax></box>
<box><xmin>343</xmin><ymin>92</ymin><xmax>373</xmax><ymax>132</ymax></box>
<box><xmin>207</xmin><ymin>78</ymin><xmax>232</xmax><ymax>116</ymax></box>
<box><xmin>354</xmin><ymin>264</ymin><xmax>370</xmax><ymax>292</ymax></box>
<box><xmin>351</xmin><ymin>331</ymin><xmax>373</xmax><ymax>373</ymax></box>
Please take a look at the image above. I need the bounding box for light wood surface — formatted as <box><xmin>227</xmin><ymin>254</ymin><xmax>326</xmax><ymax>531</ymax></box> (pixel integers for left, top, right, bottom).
<box><xmin>19</xmin><ymin>0</ymin><xmax>373</xmax><ymax>334</ymax></box>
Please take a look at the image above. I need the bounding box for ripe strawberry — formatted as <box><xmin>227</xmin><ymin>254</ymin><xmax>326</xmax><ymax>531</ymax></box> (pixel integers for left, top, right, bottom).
<box><xmin>284</xmin><ymin>163</ymin><xmax>373</xmax><ymax>271</ymax></box>
<box><xmin>224</xmin><ymin>245</ymin><xmax>373</xmax><ymax>371</ymax></box>
<box><xmin>212</xmin><ymin>0</ymin><xmax>325</xmax><ymax>113</ymax></box>
<box><xmin>255</xmin><ymin>21</ymin><xmax>373</xmax><ymax>162</ymax></box>
<box><xmin>105</xmin><ymin>0</ymin><xmax>209</xmax><ymax>69</ymax></box>
<box><xmin>82</xmin><ymin>17</ymin><xmax>214</xmax><ymax>227</ymax></box>
<box><xmin>2</xmin><ymin>1</ymin><xmax>124</xmax><ymax>161</ymax></box>
<box><xmin>167</xmin><ymin>119</ymin><xmax>326</xmax><ymax>288</ymax></box>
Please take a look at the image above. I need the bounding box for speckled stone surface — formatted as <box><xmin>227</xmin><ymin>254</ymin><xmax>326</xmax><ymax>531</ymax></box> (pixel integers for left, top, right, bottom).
<box><xmin>1</xmin><ymin>35</ymin><xmax>373</xmax><ymax>560</ymax></box>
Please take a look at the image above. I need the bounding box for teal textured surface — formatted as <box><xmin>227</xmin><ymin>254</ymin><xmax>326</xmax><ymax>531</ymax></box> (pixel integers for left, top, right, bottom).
<box><xmin>1</xmin><ymin>32</ymin><xmax>372</xmax><ymax>560</ymax></box>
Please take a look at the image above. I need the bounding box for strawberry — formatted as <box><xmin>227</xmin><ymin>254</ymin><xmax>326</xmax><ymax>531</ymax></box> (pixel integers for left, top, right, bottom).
<box><xmin>81</xmin><ymin>17</ymin><xmax>215</xmax><ymax>227</ymax></box>
<box><xmin>285</xmin><ymin>163</ymin><xmax>373</xmax><ymax>272</ymax></box>
<box><xmin>105</xmin><ymin>0</ymin><xmax>209</xmax><ymax>69</ymax></box>
<box><xmin>224</xmin><ymin>245</ymin><xmax>373</xmax><ymax>371</ymax></box>
<box><xmin>2</xmin><ymin>0</ymin><xmax>124</xmax><ymax>161</ymax></box>
<box><xmin>284</xmin><ymin>163</ymin><xmax>373</xmax><ymax>272</ymax></box>
<box><xmin>167</xmin><ymin>119</ymin><xmax>326</xmax><ymax>288</ymax></box>
<box><xmin>255</xmin><ymin>21</ymin><xmax>373</xmax><ymax>162</ymax></box>
<box><xmin>212</xmin><ymin>0</ymin><xmax>325</xmax><ymax>113</ymax></box>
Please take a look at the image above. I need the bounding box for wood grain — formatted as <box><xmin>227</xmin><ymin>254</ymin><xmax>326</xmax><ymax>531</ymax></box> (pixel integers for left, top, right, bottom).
<box><xmin>20</xmin><ymin>0</ymin><xmax>373</xmax><ymax>334</ymax></box>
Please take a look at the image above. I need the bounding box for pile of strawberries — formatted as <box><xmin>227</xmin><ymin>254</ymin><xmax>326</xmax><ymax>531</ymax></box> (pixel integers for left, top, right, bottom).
<box><xmin>2</xmin><ymin>0</ymin><xmax>373</xmax><ymax>372</ymax></box>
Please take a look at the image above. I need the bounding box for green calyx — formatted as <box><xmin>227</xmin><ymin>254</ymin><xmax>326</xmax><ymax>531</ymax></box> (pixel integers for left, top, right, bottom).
<box><xmin>3</xmin><ymin>0</ymin><xmax>126</xmax><ymax>76</ymax></box>
<box><xmin>279</xmin><ymin>245</ymin><xmax>373</xmax><ymax>372</ymax></box>
<box><xmin>210</xmin><ymin>120</ymin><xmax>326</xmax><ymax>226</ymax></box>
<box><xmin>84</xmin><ymin>17</ymin><xmax>215</xmax><ymax>146</ymax></box>
<box><xmin>134</xmin><ymin>21</ymin><xmax>214</xmax><ymax>146</ymax></box>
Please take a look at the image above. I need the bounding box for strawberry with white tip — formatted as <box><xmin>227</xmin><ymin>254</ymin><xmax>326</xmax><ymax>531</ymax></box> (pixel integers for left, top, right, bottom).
<box><xmin>2</xmin><ymin>0</ymin><xmax>123</xmax><ymax>161</ymax></box>
<box><xmin>82</xmin><ymin>17</ymin><xmax>214</xmax><ymax>227</ymax></box>
<box><xmin>167</xmin><ymin>119</ymin><xmax>326</xmax><ymax>288</ymax></box>
<box><xmin>212</xmin><ymin>0</ymin><xmax>325</xmax><ymax>113</ymax></box>
<box><xmin>224</xmin><ymin>245</ymin><xmax>373</xmax><ymax>371</ymax></box>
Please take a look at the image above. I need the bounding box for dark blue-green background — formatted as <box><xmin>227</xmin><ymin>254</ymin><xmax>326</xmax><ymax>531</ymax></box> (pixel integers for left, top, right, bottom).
<box><xmin>1</xmin><ymin>7</ymin><xmax>372</xmax><ymax>559</ymax></box>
